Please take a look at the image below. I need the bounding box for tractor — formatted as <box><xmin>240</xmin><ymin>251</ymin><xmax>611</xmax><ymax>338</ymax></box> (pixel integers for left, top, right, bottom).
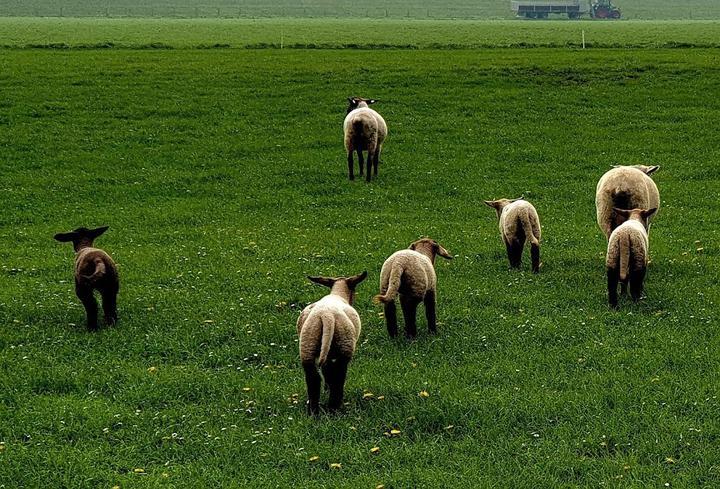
<box><xmin>590</xmin><ymin>0</ymin><xmax>621</xmax><ymax>19</ymax></box>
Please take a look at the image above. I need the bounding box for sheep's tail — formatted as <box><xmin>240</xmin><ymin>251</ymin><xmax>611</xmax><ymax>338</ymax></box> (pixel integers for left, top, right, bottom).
<box><xmin>520</xmin><ymin>210</ymin><xmax>540</xmax><ymax>246</ymax></box>
<box><xmin>80</xmin><ymin>258</ymin><xmax>106</xmax><ymax>284</ymax></box>
<box><xmin>619</xmin><ymin>232</ymin><xmax>631</xmax><ymax>282</ymax></box>
<box><xmin>351</xmin><ymin>119</ymin><xmax>365</xmax><ymax>147</ymax></box>
<box><xmin>373</xmin><ymin>263</ymin><xmax>402</xmax><ymax>304</ymax></box>
<box><xmin>318</xmin><ymin>312</ymin><xmax>336</xmax><ymax>367</ymax></box>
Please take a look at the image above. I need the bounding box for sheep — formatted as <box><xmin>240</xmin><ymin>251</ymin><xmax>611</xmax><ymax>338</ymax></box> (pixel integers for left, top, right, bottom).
<box><xmin>606</xmin><ymin>207</ymin><xmax>657</xmax><ymax>309</ymax></box>
<box><xmin>54</xmin><ymin>226</ymin><xmax>119</xmax><ymax>331</ymax></box>
<box><xmin>343</xmin><ymin>97</ymin><xmax>387</xmax><ymax>182</ymax></box>
<box><xmin>297</xmin><ymin>271</ymin><xmax>367</xmax><ymax>415</ymax></box>
<box><xmin>596</xmin><ymin>165</ymin><xmax>660</xmax><ymax>240</ymax></box>
<box><xmin>373</xmin><ymin>238</ymin><xmax>453</xmax><ymax>339</ymax></box>
<box><xmin>484</xmin><ymin>198</ymin><xmax>542</xmax><ymax>273</ymax></box>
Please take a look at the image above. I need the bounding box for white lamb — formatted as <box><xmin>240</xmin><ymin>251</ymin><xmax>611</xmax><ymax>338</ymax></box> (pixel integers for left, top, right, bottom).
<box><xmin>343</xmin><ymin>97</ymin><xmax>387</xmax><ymax>182</ymax></box>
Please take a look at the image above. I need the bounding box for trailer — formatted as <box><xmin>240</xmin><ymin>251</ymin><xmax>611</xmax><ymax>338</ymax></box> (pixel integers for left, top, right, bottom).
<box><xmin>511</xmin><ymin>0</ymin><xmax>621</xmax><ymax>19</ymax></box>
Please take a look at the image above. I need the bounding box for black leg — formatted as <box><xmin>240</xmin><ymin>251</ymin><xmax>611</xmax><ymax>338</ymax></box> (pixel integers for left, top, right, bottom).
<box><xmin>424</xmin><ymin>290</ymin><xmax>437</xmax><ymax>334</ymax></box>
<box><xmin>326</xmin><ymin>357</ymin><xmax>349</xmax><ymax>411</ymax></box>
<box><xmin>507</xmin><ymin>238</ymin><xmax>523</xmax><ymax>269</ymax></box>
<box><xmin>630</xmin><ymin>267</ymin><xmax>646</xmax><ymax>302</ymax></box>
<box><xmin>76</xmin><ymin>285</ymin><xmax>98</xmax><ymax>331</ymax></box>
<box><xmin>347</xmin><ymin>152</ymin><xmax>354</xmax><ymax>181</ymax></box>
<box><xmin>531</xmin><ymin>243</ymin><xmax>540</xmax><ymax>273</ymax></box>
<box><xmin>400</xmin><ymin>295</ymin><xmax>419</xmax><ymax>339</ymax></box>
<box><xmin>607</xmin><ymin>267</ymin><xmax>619</xmax><ymax>309</ymax></box>
<box><xmin>384</xmin><ymin>300</ymin><xmax>398</xmax><ymax>337</ymax></box>
<box><xmin>357</xmin><ymin>149</ymin><xmax>364</xmax><ymax>176</ymax></box>
<box><xmin>102</xmin><ymin>287</ymin><xmax>118</xmax><ymax>325</ymax></box>
<box><xmin>373</xmin><ymin>149</ymin><xmax>380</xmax><ymax>176</ymax></box>
<box><xmin>620</xmin><ymin>282</ymin><xmax>627</xmax><ymax>296</ymax></box>
<box><xmin>303</xmin><ymin>361</ymin><xmax>321</xmax><ymax>416</ymax></box>
<box><xmin>365</xmin><ymin>152</ymin><xmax>372</xmax><ymax>182</ymax></box>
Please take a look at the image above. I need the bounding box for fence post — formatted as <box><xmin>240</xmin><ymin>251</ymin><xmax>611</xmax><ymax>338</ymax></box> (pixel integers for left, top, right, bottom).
<box><xmin>60</xmin><ymin>6</ymin><xmax>63</xmax><ymax>17</ymax></box>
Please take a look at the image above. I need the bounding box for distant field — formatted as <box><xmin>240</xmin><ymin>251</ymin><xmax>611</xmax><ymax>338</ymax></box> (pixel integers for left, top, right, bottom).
<box><xmin>1</xmin><ymin>46</ymin><xmax>719</xmax><ymax>487</ymax></box>
<box><xmin>2</xmin><ymin>18</ymin><xmax>720</xmax><ymax>49</ymax></box>
<box><xmin>0</xmin><ymin>0</ymin><xmax>718</xmax><ymax>19</ymax></box>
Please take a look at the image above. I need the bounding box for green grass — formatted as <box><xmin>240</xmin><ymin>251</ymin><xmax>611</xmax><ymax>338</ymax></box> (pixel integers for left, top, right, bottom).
<box><xmin>1</xmin><ymin>0</ymin><xmax>719</xmax><ymax>19</ymax></box>
<box><xmin>1</xmin><ymin>46</ymin><xmax>719</xmax><ymax>487</ymax></box>
<box><xmin>3</xmin><ymin>18</ymin><xmax>720</xmax><ymax>49</ymax></box>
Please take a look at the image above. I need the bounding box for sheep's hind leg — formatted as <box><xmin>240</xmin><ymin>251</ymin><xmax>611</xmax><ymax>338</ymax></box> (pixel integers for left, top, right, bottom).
<box><xmin>506</xmin><ymin>238</ymin><xmax>523</xmax><ymax>269</ymax></box>
<box><xmin>303</xmin><ymin>360</ymin><xmax>322</xmax><ymax>416</ymax></box>
<box><xmin>365</xmin><ymin>150</ymin><xmax>372</xmax><ymax>182</ymax></box>
<box><xmin>607</xmin><ymin>267</ymin><xmax>619</xmax><ymax>309</ymax></box>
<box><xmin>357</xmin><ymin>149</ymin><xmax>364</xmax><ymax>177</ymax></box>
<box><xmin>102</xmin><ymin>286</ymin><xmax>118</xmax><ymax>325</ymax></box>
<box><xmin>347</xmin><ymin>151</ymin><xmax>354</xmax><ymax>180</ymax></box>
<box><xmin>400</xmin><ymin>295</ymin><xmax>419</xmax><ymax>339</ymax></box>
<box><xmin>384</xmin><ymin>300</ymin><xmax>398</xmax><ymax>337</ymax></box>
<box><xmin>424</xmin><ymin>290</ymin><xmax>437</xmax><ymax>334</ymax></box>
<box><xmin>76</xmin><ymin>284</ymin><xmax>98</xmax><ymax>331</ymax></box>
<box><xmin>531</xmin><ymin>242</ymin><xmax>540</xmax><ymax>273</ymax></box>
<box><xmin>326</xmin><ymin>357</ymin><xmax>349</xmax><ymax>411</ymax></box>
<box><xmin>630</xmin><ymin>267</ymin><xmax>646</xmax><ymax>302</ymax></box>
<box><xmin>373</xmin><ymin>148</ymin><xmax>380</xmax><ymax>177</ymax></box>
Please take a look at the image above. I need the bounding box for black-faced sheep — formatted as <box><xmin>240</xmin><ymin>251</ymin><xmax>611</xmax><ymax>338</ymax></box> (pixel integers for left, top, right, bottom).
<box><xmin>297</xmin><ymin>271</ymin><xmax>367</xmax><ymax>415</ymax></box>
<box><xmin>54</xmin><ymin>226</ymin><xmax>119</xmax><ymax>331</ymax></box>
<box><xmin>606</xmin><ymin>207</ymin><xmax>657</xmax><ymax>309</ymax></box>
<box><xmin>373</xmin><ymin>239</ymin><xmax>453</xmax><ymax>339</ymax></box>
<box><xmin>596</xmin><ymin>165</ymin><xmax>660</xmax><ymax>240</ymax></box>
<box><xmin>484</xmin><ymin>198</ymin><xmax>542</xmax><ymax>273</ymax></box>
<box><xmin>343</xmin><ymin>97</ymin><xmax>387</xmax><ymax>182</ymax></box>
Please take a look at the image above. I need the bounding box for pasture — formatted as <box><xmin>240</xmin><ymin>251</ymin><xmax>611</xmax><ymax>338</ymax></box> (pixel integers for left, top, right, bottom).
<box><xmin>1</xmin><ymin>21</ymin><xmax>719</xmax><ymax>488</ymax></box>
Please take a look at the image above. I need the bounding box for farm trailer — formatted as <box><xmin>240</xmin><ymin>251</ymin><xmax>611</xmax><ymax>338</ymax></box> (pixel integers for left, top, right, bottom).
<box><xmin>511</xmin><ymin>0</ymin><xmax>621</xmax><ymax>19</ymax></box>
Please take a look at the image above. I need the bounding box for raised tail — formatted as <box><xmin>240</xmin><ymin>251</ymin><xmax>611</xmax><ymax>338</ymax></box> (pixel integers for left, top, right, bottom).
<box><xmin>618</xmin><ymin>232</ymin><xmax>631</xmax><ymax>282</ymax></box>
<box><xmin>318</xmin><ymin>312</ymin><xmax>336</xmax><ymax>366</ymax></box>
<box><xmin>80</xmin><ymin>258</ymin><xmax>106</xmax><ymax>284</ymax></box>
<box><xmin>373</xmin><ymin>263</ymin><xmax>402</xmax><ymax>304</ymax></box>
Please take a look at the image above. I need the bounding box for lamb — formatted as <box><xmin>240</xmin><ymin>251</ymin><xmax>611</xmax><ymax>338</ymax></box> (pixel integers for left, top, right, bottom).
<box><xmin>343</xmin><ymin>97</ymin><xmax>387</xmax><ymax>182</ymax></box>
<box><xmin>297</xmin><ymin>271</ymin><xmax>367</xmax><ymax>415</ymax></box>
<box><xmin>484</xmin><ymin>198</ymin><xmax>542</xmax><ymax>273</ymax></box>
<box><xmin>373</xmin><ymin>238</ymin><xmax>453</xmax><ymax>339</ymax></box>
<box><xmin>606</xmin><ymin>208</ymin><xmax>657</xmax><ymax>309</ymax></box>
<box><xmin>54</xmin><ymin>226</ymin><xmax>119</xmax><ymax>331</ymax></box>
<box><xmin>596</xmin><ymin>165</ymin><xmax>660</xmax><ymax>240</ymax></box>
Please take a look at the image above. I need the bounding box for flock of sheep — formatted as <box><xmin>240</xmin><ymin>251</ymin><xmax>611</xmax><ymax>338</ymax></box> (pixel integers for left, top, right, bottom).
<box><xmin>53</xmin><ymin>97</ymin><xmax>661</xmax><ymax>416</ymax></box>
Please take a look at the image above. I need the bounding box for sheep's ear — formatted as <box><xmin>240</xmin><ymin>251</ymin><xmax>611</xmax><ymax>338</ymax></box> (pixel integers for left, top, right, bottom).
<box><xmin>367</xmin><ymin>99</ymin><xmax>377</xmax><ymax>105</ymax></box>
<box><xmin>308</xmin><ymin>276</ymin><xmax>336</xmax><ymax>288</ymax></box>
<box><xmin>613</xmin><ymin>208</ymin><xmax>632</xmax><ymax>226</ymax></box>
<box><xmin>641</xmin><ymin>208</ymin><xmax>658</xmax><ymax>219</ymax></box>
<box><xmin>88</xmin><ymin>226</ymin><xmax>109</xmax><ymax>239</ymax></box>
<box><xmin>484</xmin><ymin>200</ymin><xmax>499</xmax><ymax>209</ymax></box>
<box><xmin>408</xmin><ymin>241</ymin><xmax>417</xmax><ymax>250</ymax></box>
<box><xmin>347</xmin><ymin>97</ymin><xmax>355</xmax><ymax>104</ymax></box>
<box><xmin>435</xmin><ymin>243</ymin><xmax>453</xmax><ymax>260</ymax></box>
<box><xmin>54</xmin><ymin>232</ymin><xmax>77</xmax><ymax>242</ymax></box>
<box><xmin>346</xmin><ymin>271</ymin><xmax>368</xmax><ymax>289</ymax></box>
<box><xmin>645</xmin><ymin>165</ymin><xmax>660</xmax><ymax>175</ymax></box>
<box><xmin>509</xmin><ymin>196</ymin><xmax>523</xmax><ymax>203</ymax></box>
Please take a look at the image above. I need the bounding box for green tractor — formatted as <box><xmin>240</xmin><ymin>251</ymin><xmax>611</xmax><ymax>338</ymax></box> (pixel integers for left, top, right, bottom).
<box><xmin>590</xmin><ymin>0</ymin><xmax>621</xmax><ymax>19</ymax></box>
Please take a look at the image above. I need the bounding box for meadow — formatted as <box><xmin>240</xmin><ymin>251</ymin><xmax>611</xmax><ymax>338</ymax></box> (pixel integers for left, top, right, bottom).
<box><xmin>1</xmin><ymin>21</ymin><xmax>720</xmax><ymax>489</ymax></box>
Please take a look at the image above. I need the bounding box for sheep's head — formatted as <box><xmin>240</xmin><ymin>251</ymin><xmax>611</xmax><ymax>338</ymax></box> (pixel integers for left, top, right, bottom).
<box><xmin>308</xmin><ymin>271</ymin><xmax>368</xmax><ymax>305</ymax></box>
<box><xmin>346</xmin><ymin>97</ymin><xmax>377</xmax><ymax>114</ymax></box>
<box><xmin>612</xmin><ymin>164</ymin><xmax>660</xmax><ymax>176</ymax></box>
<box><xmin>409</xmin><ymin>238</ymin><xmax>453</xmax><ymax>264</ymax></box>
<box><xmin>613</xmin><ymin>207</ymin><xmax>657</xmax><ymax>230</ymax></box>
<box><xmin>54</xmin><ymin>226</ymin><xmax>109</xmax><ymax>252</ymax></box>
<box><xmin>484</xmin><ymin>198</ymin><xmax>523</xmax><ymax>219</ymax></box>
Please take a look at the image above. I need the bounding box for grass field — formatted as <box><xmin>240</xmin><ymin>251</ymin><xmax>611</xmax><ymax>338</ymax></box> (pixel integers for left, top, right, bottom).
<box><xmin>1</xmin><ymin>29</ymin><xmax>720</xmax><ymax>489</ymax></box>
<box><xmin>1</xmin><ymin>0</ymin><xmax>719</xmax><ymax>19</ymax></box>
<box><xmin>3</xmin><ymin>18</ymin><xmax>720</xmax><ymax>49</ymax></box>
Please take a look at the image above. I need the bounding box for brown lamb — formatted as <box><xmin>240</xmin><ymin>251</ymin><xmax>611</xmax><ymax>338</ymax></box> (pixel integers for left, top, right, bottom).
<box><xmin>297</xmin><ymin>271</ymin><xmax>367</xmax><ymax>415</ymax></box>
<box><xmin>374</xmin><ymin>238</ymin><xmax>453</xmax><ymax>339</ymax></box>
<box><xmin>54</xmin><ymin>226</ymin><xmax>119</xmax><ymax>331</ymax></box>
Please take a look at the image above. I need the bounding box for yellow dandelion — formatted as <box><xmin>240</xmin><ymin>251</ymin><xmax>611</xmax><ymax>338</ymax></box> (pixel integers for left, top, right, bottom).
<box><xmin>362</xmin><ymin>392</ymin><xmax>374</xmax><ymax>400</ymax></box>
<box><xmin>329</xmin><ymin>463</ymin><xmax>342</xmax><ymax>469</ymax></box>
<box><xmin>377</xmin><ymin>395</ymin><xmax>385</xmax><ymax>401</ymax></box>
<box><xmin>665</xmin><ymin>457</ymin><xmax>676</xmax><ymax>464</ymax></box>
<box><xmin>370</xmin><ymin>446</ymin><xmax>380</xmax><ymax>454</ymax></box>
<box><xmin>133</xmin><ymin>468</ymin><xmax>145</xmax><ymax>474</ymax></box>
<box><xmin>243</xmin><ymin>387</ymin><xmax>252</xmax><ymax>392</ymax></box>
<box><xmin>390</xmin><ymin>429</ymin><xmax>401</xmax><ymax>436</ymax></box>
<box><xmin>112</xmin><ymin>486</ymin><xmax>120</xmax><ymax>489</ymax></box>
<box><xmin>376</xmin><ymin>485</ymin><xmax>385</xmax><ymax>489</ymax></box>
<box><xmin>309</xmin><ymin>455</ymin><xmax>320</xmax><ymax>462</ymax></box>
<box><xmin>419</xmin><ymin>390</ymin><xmax>429</xmax><ymax>398</ymax></box>
<box><xmin>147</xmin><ymin>366</ymin><xmax>158</xmax><ymax>374</ymax></box>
